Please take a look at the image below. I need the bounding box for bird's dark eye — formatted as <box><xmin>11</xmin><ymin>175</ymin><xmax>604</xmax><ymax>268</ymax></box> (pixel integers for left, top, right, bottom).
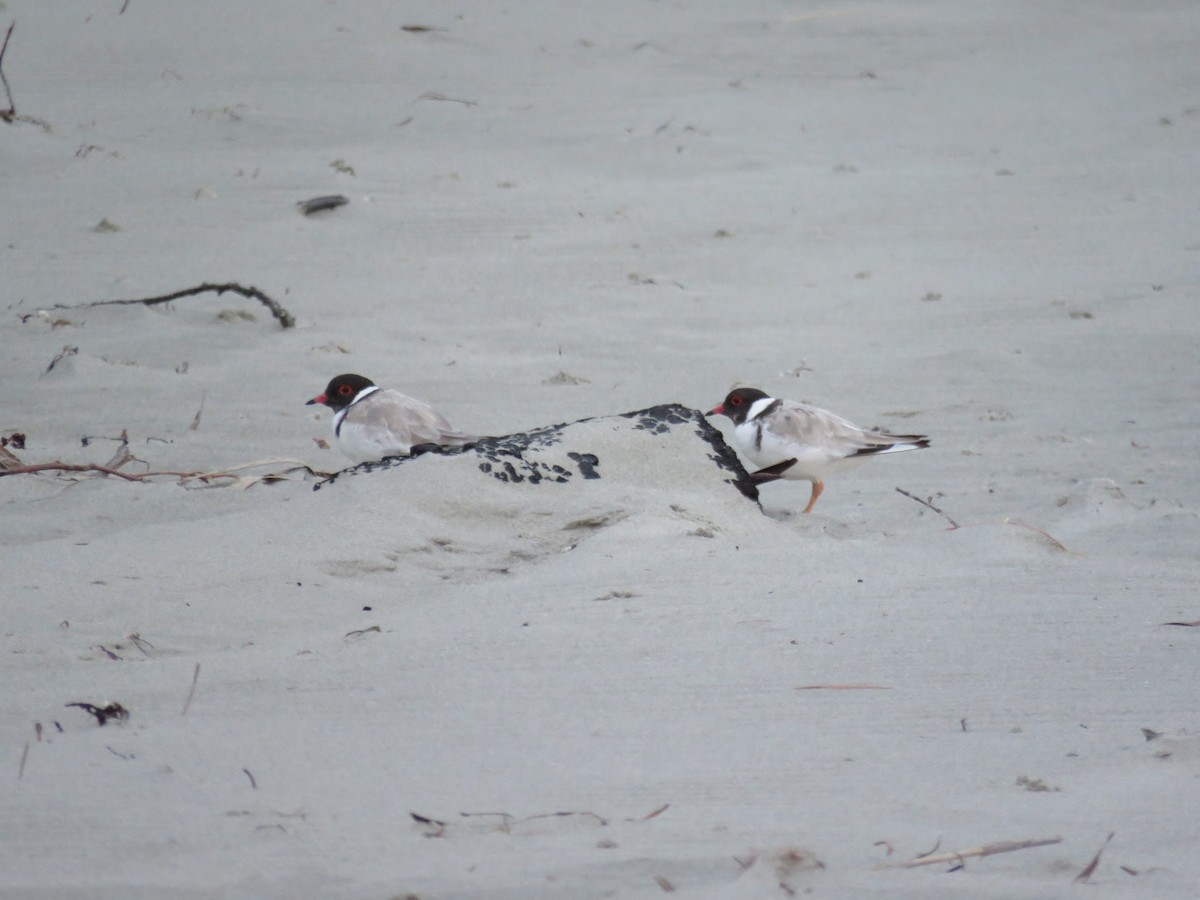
<box><xmin>338</xmin><ymin>384</ymin><xmax>354</xmax><ymax>396</ymax></box>
<box><xmin>730</xmin><ymin>395</ymin><xmax>742</xmax><ymax>406</ymax></box>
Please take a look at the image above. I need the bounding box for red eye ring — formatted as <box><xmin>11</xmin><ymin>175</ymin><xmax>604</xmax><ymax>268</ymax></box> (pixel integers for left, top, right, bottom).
<box><xmin>730</xmin><ymin>395</ymin><xmax>742</xmax><ymax>406</ymax></box>
<box><xmin>338</xmin><ymin>384</ymin><xmax>354</xmax><ymax>395</ymax></box>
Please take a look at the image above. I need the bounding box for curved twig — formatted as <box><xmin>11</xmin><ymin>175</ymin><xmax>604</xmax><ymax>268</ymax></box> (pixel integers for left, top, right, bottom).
<box><xmin>56</xmin><ymin>282</ymin><xmax>296</xmax><ymax>329</ymax></box>
<box><xmin>895</xmin><ymin>487</ymin><xmax>959</xmax><ymax>528</ymax></box>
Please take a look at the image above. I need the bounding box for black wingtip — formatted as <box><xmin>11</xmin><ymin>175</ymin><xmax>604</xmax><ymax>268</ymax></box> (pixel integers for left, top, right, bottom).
<box><xmin>749</xmin><ymin>458</ymin><xmax>798</xmax><ymax>483</ymax></box>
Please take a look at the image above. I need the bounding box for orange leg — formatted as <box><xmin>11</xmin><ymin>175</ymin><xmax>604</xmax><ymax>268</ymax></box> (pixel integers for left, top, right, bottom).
<box><xmin>802</xmin><ymin>479</ymin><xmax>825</xmax><ymax>514</ymax></box>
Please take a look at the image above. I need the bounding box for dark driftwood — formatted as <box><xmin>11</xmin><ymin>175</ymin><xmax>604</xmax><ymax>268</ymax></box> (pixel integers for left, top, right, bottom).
<box><xmin>58</xmin><ymin>282</ymin><xmax>296</xmax><ymax>329</ymax></box>
<box><xmin>297</xmin><ymin>194</ymin><xmax>349</xmax><ymax>215</ymax></box>
<box><xmin>66</xmin><ymin>702</ymin><xmax>129</xmax><ymax>726</ymax></box>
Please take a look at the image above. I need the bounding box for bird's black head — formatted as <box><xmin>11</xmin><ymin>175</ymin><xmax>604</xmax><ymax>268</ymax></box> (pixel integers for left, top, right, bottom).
<box><xmin>307</xmin><ymin>373</ymin><xmax>376</xmax><ymax>410</ymax></box>
<box><xmin>708</xmin><ymin>387</ymin><xmax>769</xmax><ymax>425</ymax></box>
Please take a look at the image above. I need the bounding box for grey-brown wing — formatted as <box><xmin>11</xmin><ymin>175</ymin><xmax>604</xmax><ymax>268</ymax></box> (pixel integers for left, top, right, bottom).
<box><xmin>772</xmin><ymin>401</ymin><xmax>927</xmax><ymax>456</ymax></box>
<box><xmin>354</xmin><ymin>391</ymin><xmax>475</xmax><ymax>449</ymax></box>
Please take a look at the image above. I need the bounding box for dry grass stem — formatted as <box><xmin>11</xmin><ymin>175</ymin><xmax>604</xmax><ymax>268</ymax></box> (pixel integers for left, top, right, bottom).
<box><xmin>1074</xmin><ymin>831</ymin><xmax>1115</xmax><ymax>883</ymax></box>
<box><xmin>887</xmin><ymin>835</ymin><xmax>1062</xmax><ymax>869</ymax></box>
<box><xmin>796</xmin><ymin>683</ymin><xmax>892</xmax><ymax>691</ymax></box>
<box><xmin>180</xmin><ymin>663</ymin><xmax>201</xmax><ymax>716</ymax></box>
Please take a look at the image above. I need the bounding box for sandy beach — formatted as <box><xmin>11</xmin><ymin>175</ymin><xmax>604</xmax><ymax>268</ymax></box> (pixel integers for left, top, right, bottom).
<box><xmin>3</xmin><ymin>1</ymin><xmax>1199</xmax><ymax>896</ymax></box>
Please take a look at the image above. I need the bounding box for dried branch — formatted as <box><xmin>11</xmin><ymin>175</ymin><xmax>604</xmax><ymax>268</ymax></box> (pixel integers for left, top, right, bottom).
<box><xmin>0</xmin><ymin>23</ymin><xmax>50</xmax><ymax>131</ymax></box>
<box><xmin>0</xmin><ymin>457</ymin><xmax>327</xmax><ymax>487</ymax></box>
<box><xmin>895</xmin><ymin>487</ymin><xmax>960</xmax><ymax>528</ymax></box>
<box><xmin>56</xmin><ymin>282</ymin><xmax>296</xmax><ymax>329</ymax></box>
<box><xmin>0</xmin><ymin>22</ymin><xmax>16</xmax><ymax>122</ymax></box>
<box><xmin>0</xmin><ymin>461</ymin><xmax>230</xmax><ymax>482</ymax></box>
<box><xmin>1</xmin><ymin>462</ymin><xmax>148</xmax><ymax>482</ymax></box>
<box><xmin>419</xmin><ymin>91</ymin><xmax>478</xmax><ymax>106</ymax></box>
<box><xmin>180</xmin><ymin>663</ymin><xmax>200</xmax><ymax>715</ymax></box>
<box><xmin>1075</xmin><ymin>832</ymin><xmax>1115</xmax><ymax>883</ymax></box>
<box><xmin>885</xmin><ymin>835</ymin><xmax>1062</xmax><ymax>869</ymax></box>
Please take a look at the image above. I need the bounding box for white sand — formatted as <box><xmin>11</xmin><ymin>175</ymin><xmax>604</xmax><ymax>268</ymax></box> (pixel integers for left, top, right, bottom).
<box><xmin>3</xmin><ymin>1</ymin><xmax>1199</xmax><ymax>896</ymax></box>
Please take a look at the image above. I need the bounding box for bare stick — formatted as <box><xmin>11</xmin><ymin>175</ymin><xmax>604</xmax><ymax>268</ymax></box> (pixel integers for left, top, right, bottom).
<box><xmin>0</xmin><ymin>22</ymin><xmax>16</xmax><ymax>122</ymax></box>
<box><xmin>888</xmin><ymin>835</ymin><xmax>1062</xmax><ymax>869</ymax></box>
<box><xmin>242</xmin><ymin>768</ymin><xmax>258</xmax><ymax>789</ymax></box>
<box><xmin>18</xmin><ymin>741</ymin><xmax>29</xmax><ymax>780</ymax></box>
<box><xmin>419</xmin><ymin>91</ymin><xmax>478</xmax><ymax>106</ymax></box>
<box><xmin>189</xmin><ymin>392</ymin><xmax>205</xmax><ymax>432</ymax></box>
<box><xmin>0</xmin><ymin>458</ymin><xmax>324</xmax><ymax>484</ymax></box>
<box><xmin>180</xmin><ymin>662</ymin><xmax>200</xmax><ymax>715</ymax></box>
<box><xmin>1074</xmin><ymin>831</ymin><xmax>1115</xmax><ymax>883</ymax></box>
<box><xmin>0</xmin><ymin>462</ymin><xmax>146</xmax><ymax>481</ymax></box>
<box><xmin>796</xmin><ymin>683</ymin><xmax>891</xmax><ymax>691</ymax></box>
<box><xmin>57</xmin><ymin>282</ymin><xmax>296</xmax><ymax>329</ymax></box>
<box><xmin>128</xmin><ymin>633</ymin><xmax>155</xmax><ymax>656</ymax></box>
<box><xmin>0</xmin><ymin>462</ymin><xmax>235</xmax><ymax>482</ymax></box>
<box><xmin>914</xmin><ymin>836</ymin><xmax>941</xmax><ymax>859</ymax></box>
<box><xmin>44</xmin><ymin>345</ymin><xmax>77</xmax><ymax>374</ymax></box>
<box><xmin>895</xmin><ymin>487</ymin><xmax>960</xmax><ymax>528</ymax></box>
